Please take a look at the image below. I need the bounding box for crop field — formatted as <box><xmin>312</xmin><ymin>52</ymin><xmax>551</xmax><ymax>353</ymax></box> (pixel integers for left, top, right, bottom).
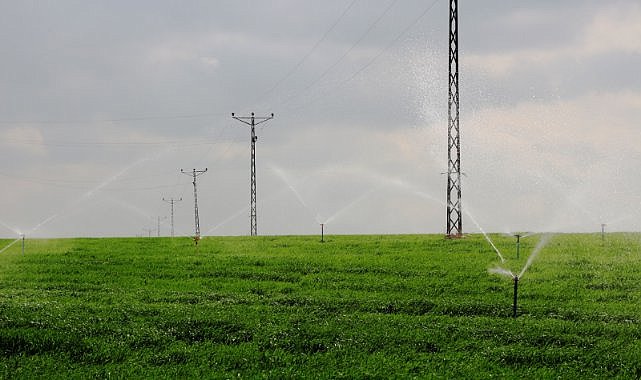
<box><xmin>1</xmin><ymin>233</ymin><xmax>641</xmax><ymax>378</ymax></box>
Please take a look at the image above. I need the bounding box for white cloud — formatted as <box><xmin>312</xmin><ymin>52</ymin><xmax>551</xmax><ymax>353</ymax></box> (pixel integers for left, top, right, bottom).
<box><xmin>0</xmin><ymin>126</ymin><xmax>47</xmax><ymax>156</ymax></box>
<box><xmin>583</xmin><ymin>3</ymin><xmax>641</xmax><ymax>55</ymax></box>
<box><xmin>466</xmin><ymin>3</ymin><xmax>641</xmax><ymax>76</ymax></box>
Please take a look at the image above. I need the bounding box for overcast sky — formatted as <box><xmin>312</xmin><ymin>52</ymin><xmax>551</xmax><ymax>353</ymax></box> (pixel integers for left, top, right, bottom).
<box><xmin>1</xmin><ymin>0</ymin><xmax>640</xmax><ymax>238</ymax></box>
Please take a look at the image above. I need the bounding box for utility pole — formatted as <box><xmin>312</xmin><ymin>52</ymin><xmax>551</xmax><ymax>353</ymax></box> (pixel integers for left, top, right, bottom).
<box><xmin>446</xmin><ymin>0</ymin><xmax>463</xmax><ymax>238</ymax></box>
<box><xmin>232</xmin><ymin>112</ymin><xmax>274</xmax><ymax>236</ymax></box>
<box><xmin>181</xmin><ymin>168</ymin><xmax>208</xmax><ymax>244</ymax></box>
<box><xmin>163</xmin><ymin>197</ymin><xmax>182</xmax><ymax>237</ymax></box>
<box><xmin>156</xmin><ymin>216</ymin><xmax>167</xmax><ymax>237</ymax></box>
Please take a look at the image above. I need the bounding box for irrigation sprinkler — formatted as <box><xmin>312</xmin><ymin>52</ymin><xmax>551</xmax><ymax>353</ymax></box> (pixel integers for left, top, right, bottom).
<box><xmin>512</xmin><ymin>275</ymin><xmax>519</xmax><ymax>318</ymax></box>
<box><xmin>601</xmin><ymin>223</ymin><xmax>606</xmax><ymax>244</ymax></box>
<box><xmin>320</xmin><ymin>223</ymin><xmax>324</xmax><ymax>243</ymax></box>
<box><xmin>514</xmin><ymin>234</ymin><xmax>521</xmax><ymax>259</ymax></box>
<box><xmin>21</xmin><ymin>234</ymin><xmax>25</xmax><ymax>255</ymax></box>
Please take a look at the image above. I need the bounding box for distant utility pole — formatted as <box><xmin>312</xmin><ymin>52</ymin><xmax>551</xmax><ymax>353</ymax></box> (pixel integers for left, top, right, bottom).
<box><xmin>232</xmin><ymin>112</ymin><xmax>274</xmax><ymax>236</ymax></box>
<box><xmin>181</xmin><ymin>168</ymin><xmax>208</xmax><ymax>244</ymax></box>
<box><xmin>446</xmin><ymin>0</ymin><xmax>463</xmax><ymax>238</ymax></box>
<box><xmin>156</xmin><ymin>216</ymin><xmax>167</xmax><ymax>237</ymax></box>
<box><xmin>163</xmin><ymin>197</ymin><xmax>182</xmax><ymax>237</ymax></box>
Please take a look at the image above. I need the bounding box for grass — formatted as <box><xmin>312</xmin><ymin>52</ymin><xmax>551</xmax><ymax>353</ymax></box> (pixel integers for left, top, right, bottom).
<box><xmin>0</xmin><ymin>233</ymin><xmax>640</xmax><ymax>378</ymax></box>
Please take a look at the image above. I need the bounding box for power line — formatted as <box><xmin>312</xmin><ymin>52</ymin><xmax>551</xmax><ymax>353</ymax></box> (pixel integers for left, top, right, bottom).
<box><xmin>0</xmin><ymin>138</ymin><xmax>224</xmax><ymax>148</ymax></box>
<box><xmin>0</xmin><ymin>111</ymin><xmax>227</xmax><ymax>125</ymax></box>
<box><xmin>276</xmin><ymin>0</ymin><xmax>399</xmax><ymax>109</ymax></box>
<box><xmin>253</xmin><ymin>0</ymin><xmax>359</xmax><ymax>106</ymax></box>
<box><xmin>277</xmin><ymin>0</ymin><xmax>443</xmax><ymax>116</ymax></box>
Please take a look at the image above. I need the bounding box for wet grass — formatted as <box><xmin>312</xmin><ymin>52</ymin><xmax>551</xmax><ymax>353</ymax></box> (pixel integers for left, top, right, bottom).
<box><xmin>0</xmin><ymin>233</ymin><xmax>640</xmax><ymax>378</ymax></box>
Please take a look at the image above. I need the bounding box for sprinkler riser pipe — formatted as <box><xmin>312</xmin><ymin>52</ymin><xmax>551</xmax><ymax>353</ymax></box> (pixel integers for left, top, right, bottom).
<box><xmin>513</xmin><ymin>276</ymin><xmax>519</xmax><ymax>318</ymax></box>
<box><xmin>320</xmin><ymin>224</ymin><xmax>324</xmax><ymax>243</ymax></box>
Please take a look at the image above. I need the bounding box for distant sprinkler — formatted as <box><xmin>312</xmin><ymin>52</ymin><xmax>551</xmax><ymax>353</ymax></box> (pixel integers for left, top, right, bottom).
<box><xmin>512</xmin><ymin>275</ymin><xmax>519</xmax><ymax>318</ymax></box>
<box><xmin>514</xmin><ymin>234</ymin><xmax>521</xmax><ymax>259</ymax></box>
<box><xmin>601</xmin><ymin>223</ymin><xmax>606</xmax><ymax>243</ymax></box>
<box><xmin>21</xmin><ymin>234</ymin><xmax>25</xmax><ymax>255</ymax></box>
<box><xmin>320</xmin><ymin>223</ymin><xmax>325</xmax><ymax>243</ymax></box>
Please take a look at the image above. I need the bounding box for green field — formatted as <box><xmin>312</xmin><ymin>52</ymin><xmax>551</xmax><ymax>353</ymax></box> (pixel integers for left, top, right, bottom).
<box><xmin>1</xmin><ymin>233</ymin><xmax>640</xmax><ymax>378</ymax></box>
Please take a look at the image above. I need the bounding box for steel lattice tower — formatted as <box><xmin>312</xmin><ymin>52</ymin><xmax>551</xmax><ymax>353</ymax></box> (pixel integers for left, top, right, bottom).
<box><xmin>447</xmin><ymin>0</ymin><xmax>462</xmax><ymax>237</ymax></box>
<box><xmin>232</xmin><ymin>112</ymin><xmax>274</xmax><ymax>236</ymax></box>
<box><xmin>181</xmin><ymin>168</ymin><xmax>207</xmax><ymax>244</ymax></box>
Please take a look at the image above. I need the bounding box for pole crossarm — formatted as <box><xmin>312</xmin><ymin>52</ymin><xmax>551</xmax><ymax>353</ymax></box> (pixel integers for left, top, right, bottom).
<box><xmin>231</xmin><ymin>112</ymin><xmax>274</xmax><ymax>236</ymax></box>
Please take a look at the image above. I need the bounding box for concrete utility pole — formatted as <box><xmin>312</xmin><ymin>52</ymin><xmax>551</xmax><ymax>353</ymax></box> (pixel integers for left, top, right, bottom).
<box><xmin>446</xmin><ymin>0</ymin><xmax>463</xmax><ymax>238</ymax></box>
<box><xmin>181</xmin><ymin>168</ymin><xmax>207</xmax><ymax>244</ymax></box>
<box><xmin>232</xmin><ymin>112</ymin><xmax>274</xmax><ymax>236</ymax></box>
<box><xmin>163</xmin><ymin>197</ymin><xmax>182</xmax><ymax>237</ymax></box>
<box><xmin>157</xmin><ymin>216</ymin><xmax>167</xmax><ymax>237</ymax></box>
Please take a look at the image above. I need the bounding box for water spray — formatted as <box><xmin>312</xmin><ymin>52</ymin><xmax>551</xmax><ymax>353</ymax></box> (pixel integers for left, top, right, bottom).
<box><xmin>489</xmin><ymin>234</ymin><xmax>553</xmax><ymax>318</ymax></box>
<box><xmin>466</xmin><ymin>210</ymin><xmax>505</xmax><ymax>262</ymax></box>
<box><xmin>0</xmin><ymin>237</ymin><xmax>21</xmax><ymax>254</ymax></box>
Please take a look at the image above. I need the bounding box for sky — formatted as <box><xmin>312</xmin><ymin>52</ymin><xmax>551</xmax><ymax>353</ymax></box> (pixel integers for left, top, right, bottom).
<box><xmin>1</xmin><ymin>0</ymin><xmax>640</xmax><ymax>238</ymax></box>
